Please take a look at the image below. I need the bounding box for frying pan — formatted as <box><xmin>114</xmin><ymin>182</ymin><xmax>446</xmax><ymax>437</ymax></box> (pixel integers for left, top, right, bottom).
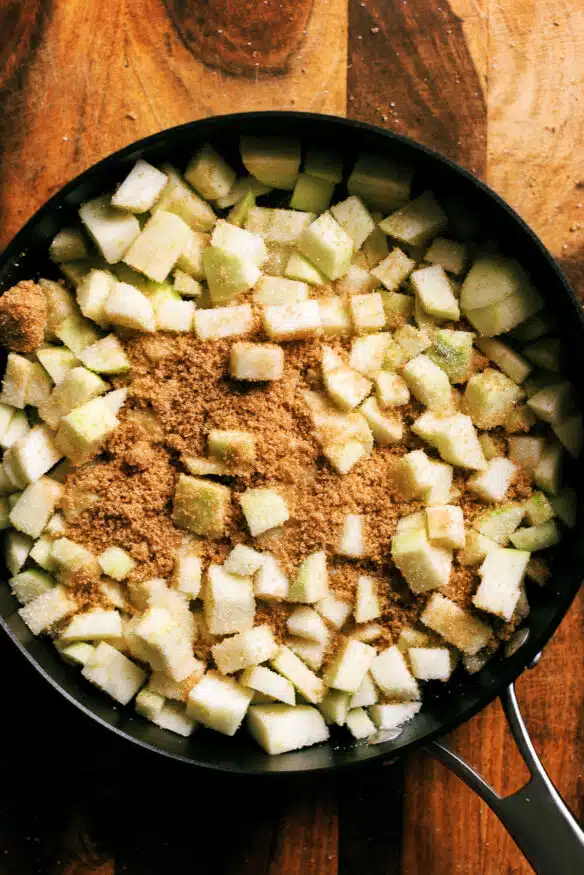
<box><xmin>0</xmin><ymin>112</ymin><xmax>582</xmax><ymax>874</ymax></box>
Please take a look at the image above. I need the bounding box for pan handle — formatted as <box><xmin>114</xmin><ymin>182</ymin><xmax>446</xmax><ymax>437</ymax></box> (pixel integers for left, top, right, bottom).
<box><xmin>427</xmin><ymin>682</ymin><xmax>584</xmax><ymax>875</ymax></box>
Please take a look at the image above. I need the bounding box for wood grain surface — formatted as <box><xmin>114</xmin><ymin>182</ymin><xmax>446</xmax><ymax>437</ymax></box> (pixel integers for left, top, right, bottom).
<box><xmin>0</xmin><ymin>1</ymin><xmax>582</xmax><ymax>873</ymax></box>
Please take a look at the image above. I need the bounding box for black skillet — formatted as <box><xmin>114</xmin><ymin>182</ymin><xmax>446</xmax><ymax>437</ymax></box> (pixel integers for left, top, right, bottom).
<box><xmin>0</xmin><ymin>112</ymin><xmax>582</xmax><ymax>874</ymax></box>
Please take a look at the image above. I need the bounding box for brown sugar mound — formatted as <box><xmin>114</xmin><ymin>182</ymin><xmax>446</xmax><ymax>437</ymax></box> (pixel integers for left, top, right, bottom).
<box><xmin>0</xmin><ymin>281</ymin><xmax>48</xmax><ymax>352</ymax></box>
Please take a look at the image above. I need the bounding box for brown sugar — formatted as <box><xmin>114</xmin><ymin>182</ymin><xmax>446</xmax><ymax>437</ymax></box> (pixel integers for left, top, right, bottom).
<box><xmin>0</xmin><ymin>281</ymin><xmax>47</xmax><ymax>352</ymax></box>
<box><xmin>61</xmin><ymin>328</ymin><xmax>507</xmax><ymax>654</ymax></box>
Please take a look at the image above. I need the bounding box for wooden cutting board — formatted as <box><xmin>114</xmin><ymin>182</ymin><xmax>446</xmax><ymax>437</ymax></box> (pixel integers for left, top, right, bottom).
<box><xmin>0</xmin><ymin>2</ymin><xmax>582</xmax><ymax>873</ymax></box>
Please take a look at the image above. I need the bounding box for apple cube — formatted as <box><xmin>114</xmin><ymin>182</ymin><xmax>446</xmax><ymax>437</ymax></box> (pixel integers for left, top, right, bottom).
<box><xmin>391</xmin><ymin>529</ymin><xmax>452</xmax><ymax>594</ymax></box>
<box><xmin>369</xmin><ymin>702</ymin><xmax>421</xmax><ymax>730</ymax></box>
<box><xmin>0</xmin><ymin>410</ymin><xmax>30</xmax><ymax>452</ymax></box>
<box><xmin>0</xmin><ymin>403</ymin><xmax>16</xmax><ymax>446</ymax></box>
<box><xmin>330</xmin><ymin>196</ymin><xmax>376</xmax><ymax>248</ymax></box>
<box><xmin>208</xmin><ymin>430</ymin><xmax>255</xmax><ymax>466</ymax></box>
<box><xmin>380</xmin><ymin>291</ymin><xmax>414</xmax><ymax>330</ymax></box>
<box><xmin>203</xmin><ymin>247</ymin><xmax>260</xmax><ymax>306</ymax></box>
<box><xmin>153</xmin><ymin>162</ymin><xmax>216</xmax><ymax>230</ymax></box>
<box><xmin>154</xmin><ymin>295</ymin><xmax>195</xmax><ymax>332</ymax></box>
<box><xmin>216</xmin><ymin>175</ymin><xmax>272</xmax><ymax>210</ymax></box>
<box><xmin>153</xmin><ymin>702</ymin><xmax>197</xmax><ymax>737</ymax></box>
<box><xmin>39</xmin><ymin>366</ymin><xmax>108</xmax><ymax>429</ymax></box>
<box><xmin>473</xmin><ymin>547</ymin><xmax>530</xmax><ymax>620</ymax></box>
<box><xmin>29</xmin><ymin>535</ymin><xmax>58</xmax><ymax>572</ymax></box>
<box><xmin>394</xmin><ymin>325</ymin><xmax>432</xmax><ymax>361</ymax></box>
<box><xmin>212</xmin><ymin>625</ymin><xmax>278</xmax><ymax>674</ymax></box>
<box><xmin>49</xmin><ymin>227</ymin><xmax>89</xmax><ymax>262</ymax></box>
<box><xmin>60</xmin><ymin>608</ymin><xmax>123</xmax><ymax>643</ymax></box>
<box><xmin>345</xmin><ymin>708</ymin><xmax>377</xmax><ymax>739</ymax></box>
<box><xmin>475</xmin><ymin>337</ymin><xmax>531</xmax><ymax>384</ymax></box>
<box><xmin>458</xmin><ymin>530</ymin><xmax>498</xmax><ymax>566</ymax></box>
<box><xmin>348</xmin><ymin>673</ymin><xmax>379</xmax><ymax>709</ymax></box>
<box><xmin>54</xmin><ymin>315</ymin><xmax>101</xmax><ymax>356</ymax></box>
<box><xmin>123</xmin><ymin>210</ymin><xmax>192</xmax><ymax>282</ymax></box>
<box><xmin>361</xmin><ymin>397</ymin><xmax>403</xmax><ymax>446</ymax></box>
<box><xmin>349</xmin><ymin>334</ymin><xmax>389</xmax><ymax>378</ymax></box>
<box><xmin>468</xmin><ymin>457</ymin><xmax>517</xmax><ymax>503</ymax></box>
<box><xmin>371</xmin><ymin>247</ymin><xmax>415</xmax><ymax>292</ymax></box>
<box><xmin>288</xmin><ymin>550</ymin><xmax>328</xmax><ymax>603</ymax></box>
<box><xmin>509</xmin><ymin>520</ymin><xmax>560</xmax><ymax>552</ymax></box>
<box><xmin>319</xmin><ymin>689</ymin><xmax>350</xmax><ymax>726</ymax></box>
<box><xmin>239</xmin><ymin>487</ymin><xmax>289</xmax><ymax>537</ymax></box>
<box><xmin>379</xmin><ymin>191</ymin><xmax>447</xmax><ymax>247</ymax></box>
<box><xmin>395</xmin><ymin>450</ymin><xmax>453</xmax><ymax>506</ymax></box>
<box><xmin>184</xmin><ymin>143</ymin><xmax>236</xmax><ymax>200</ymax></box>
<box><xmin>254</xmin><ymin>555</ymin><xmax>288</xmax><ymax>600</ymax></box>
<box><xmin>421</xmin><ymin>593</ymin><xmax>491</xmax><ymax>654</ymax></box>
<box><xmin>270</xmin><ymin>645</ymin><xmax>325</xmax><ymax>703</ymax></box>
<box><xmin>111</xmin><ymin>159</ymin><xmax>167</xmax><ymax>213</ymax></box>
<box><xmin>172</xmin><ymin>475</ymin><xmax>230</xmax><ymax>538</ymax></box>
<box><xmin>79</xmin><ymin>335</ymin><xmax>130</xmax><ymax>375</ymax></box>
<box><xmin>375</xmin><ymin>371</ymin><xmax>410</xmax><ymax>408</ymax></box>
<box><xmin>427</xmin><ymin>330</ymin><xmax>474</xmax><ymax>384</ymax></box>
<box><xmin>240</xmin><ymin>665</ymin><xmax>295</xmax><ymax>705</ymax></box>
<box><xmin>396</xmin><ymin>512</ymin><xmax>426</xmax><ymax>535</ymax></box>
<box><xmin>81</xmin><ymin>641</ymin><xmax>146</xmax><ymax>705</ymax></box>
<box><xmin>322</xmin><ymin>346</ymin><xmax>372</xmax><ymax>411</ymax></box>
<box><xmin>104</xmin><ymin>282</ymin><xmax>155</xmax><ymax>332</ymax></box>
<box><xmin>318</xmin><ymin>297</ymin><xmax>352</xmax><ymax>337</ymax></box>
<box><xmin>194</xmin><ymin>304</ymin><xmax>254</xmax><ymax>340</ymax></box>
<box><xmin>11</xmin><ymin>425</ymin><xmax>63</xmax><ymax>483</ymax></box>
<box><xmin>508</xmin><ymin>435</ymin><xmax>546</xmax><ymax>471</ymax></box>
<box><xmin>134</xmin><ymin>606</ymin><xmax>201</xmax><ymax>681</ymax></box>
<box><xmin>411</xmin><ymin>264</ymin><xmax>460</xmax><ymax>321</ymax></box>
<box><xmin>52</xmin><ymin>538</ymin><xmax>99</xmax><ymax>579</ymax></box>
<box><xmin>315</xmin><ymin>594</ymin><xmax>352</xmax><ymax>629</ymax></box>
<box><xmin>19</xmin><ymin>584</ymin><xmax>75</xmax><ymax>635</ymax></box>
<box><xmin>9</xmin><ymin>477</ymin><xmax>62</xmax><ymax>538</ymax></box>
<box><xmin>247</xmin><ymin>704</ymin><xmax>329</xmax><ymax>755</ymax></box>
<box><xmin>146</xmin><ymin>667</ymin><xmax>201</xmax><ymax>702</ymax></box>
<box><xmin>323</xmin><ymin>638</ymin><xmax>376</xmax><ymax>693</ymax></box>
<box><xmin>1</xmin><ymin>354</ymin><xmax>36</xmax><ymax>409</ymax></box>
<box><xmin>204</xmin><ymin>564</ymin><xmax>255</xmax><ymax>635</ymax></box>
<box><xmin>287</xmin><ymin>606</ymin><xmax>329</xmax><ymax>643</ymax></box>
<box><xmin>465</xmin><ymin>369</ymin><xmax>524</xmax><ymax>430</ymax></box>
<box><xmin>425</xmin><ymin>237</ymin><xmax>467</xmax><ymax>275</ymax></box>
<box><xmin>402</xmin><ymin>354</ymin><xmax>454</xmax><ymax>412</ymax></box>
<box><xmin>254</xmin><ymin>276</ymin><xmax>308</xmax><ymax>307</ymax></box>
<box><xmin>349</xmin><ymin>293</ymin><xmax>386</xmax><ymax>334</ymax></box>
<box><xmin>534</xmin><ymin>441</ymin><xmax>563</xmax><ymax>495</ymax></box>
<box><xmin>135</xmin><ymin>687</ymin><xmax>165</xmax><ymax>721</ymax></box>
<box><xmin>97</xmin><ymin>546</ymin><xmax>135</xmax><ymax>581</ymax></box>
<box><xmin>303</xmin><ymin>146</ymin><xmax>343</xmax><ymax>183</ymax></box>
<box><xmin>408</xmin><ymin>647</ymin><xmax>453</xmax><ymax>681</ymax></box>
<box><xmin>224</xmin><ymin>544</ymin><xmax>264</xmax><ymax>577</ymax></box>
<box><xmin>175</xmin><ymin>229</ymin><xmax>210</xmax><ymax>279</ymax></box>
<box><xmin>99</xmin><ymin>578</ymin><xmax>126</xmax><ymax>610</ymax></box>
<box><xmin>171</xmin><ymin>543</ymin><xmax>202</xmax><ymax>598</ymax></box>
<box><xmin>211</xmin><ymin>220</ymin><xmax>267</xmax><ymax>269</ymax></box>
<box><xmin>287</xmin><ymin>636</ymin><xmax>326</xmax><ymax>671</ymax></box>
<box><xmin>479</xmin><ymin>434</ymin><xmax>504</xmax><ymax>461</ymax></box>
<box><xmin>174</xmin><ymin>270</ymin><xmax>202</xmax><ymax>297</ymax></box>
<box><xmin>240</xmin><ymin>135</ymin><xmax>301</xmax><ymax>189</ymax></box>
<box><xmin>527</xmin><ymin>382</ymin><xmax>576</xmax><ymax>426</ymax></box>
<box><xmin>76</xmin><ymin>269</ymin><xmax>116</xmax><ymax>324</ymax></box>
<box><xmin>473</xmin><ymin>503</ymin><xmax>525</xmax><ymax>544</ymax></box>
<box><xmin>58</xmin><ymin>641</ymin><xmax>96</xmax><ymax>667</ymax></box>
<box><xmin>79</xmin><ymin>195</ymin><xmax>140</xmax><ymax>263</ymax></box>
<box><xmin>353</xmin><ymin>575</ymin><xmax>381</xmax><ymax>624</ymax></box>
<box><xmin>230</xmin><ymin>342</ymin><xmax>284</xmax><ymax>382</ymax></box>
<box><xmin>298</xmin><ymin>212</ymin><xmax>353</xmax><ymax>280</ymax></box>
<box><xmin>5</xmin><ymin>531</ymin><xmax>33</xmax><ymax>575</ymax></box>
<box><xmin>262</xmin><ymin>300</ymin><xmax>322</xmax><ymax>341</ymax></box>
<box><xmin>426</xmin><ymin>505</ymin><xmax>465</xmax><ymax>550</ymax></box>
<box><xmin>463</xmin><ymin>285</ymin><xmax>544</xmax><ymax>337</ymax></box>
<box><xmin>523</xmin><ymin>491</ymin><xmax>554</xmax><ymax>526</ymax></box>
<box><xmin>336</xmin><ymin>264</ymin><xmax>379</xmax><ymax>297</ymax></box>
<box><xmin>337</xmin><ymin>513</ymin><xmax>366</xmax><ymax>558</ymax></box>
<box><xmin>10</xmin><ymin>569</ymin><xmax>54</xmax><ymax>604</ymax></box>
<box><xmin>285</xmin><ymin>251</ymin><xmax>326</xmax><ymax>285</ymax></box>
<box><xmin>55</xmin><ymin>396</ymin><xmax>118</xmax><ymax>464</ymax></box>
<box><xmin>371</xmin><ymin>646</ymin><xmax>419</xmax><ymax>701</ymax></box>
<box><xmin>460</xmin><ymin>255</ymin><xmax>528</xmax><ymax>310</ymax></box>
<box><xmin>413</xmin><ymin>412</ymin><xmax>486</xmax><ymax>470</ymax></box>
<box><xmin>3</xmin><ymin>448</ymin><xmax>27</xmax><ymax>489</ymax></box>
<box><xmin>554</xmin><ymin>413</ymin><xmax>583</xmax><ymax>459</ymax></box>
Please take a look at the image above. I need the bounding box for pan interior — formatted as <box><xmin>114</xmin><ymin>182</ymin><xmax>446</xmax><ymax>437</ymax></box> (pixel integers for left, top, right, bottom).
<box><xmin>0</xmin><ymin>112</ymin><xmax>582</xmax><ymax>775</ymax></box>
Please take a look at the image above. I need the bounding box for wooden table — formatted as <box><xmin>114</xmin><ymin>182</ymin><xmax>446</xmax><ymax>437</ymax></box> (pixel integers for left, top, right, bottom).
<box><xmin>1</xmin><ymin>2</ymin><xmax>583</xmax><ymax>872</ymax></box>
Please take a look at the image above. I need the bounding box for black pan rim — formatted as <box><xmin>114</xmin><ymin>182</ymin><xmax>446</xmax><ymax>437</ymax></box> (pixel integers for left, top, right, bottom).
<box><xmin>0</xmin><ymin>110</ymin><xmax>582</xmax><ymax>776</ymax></box>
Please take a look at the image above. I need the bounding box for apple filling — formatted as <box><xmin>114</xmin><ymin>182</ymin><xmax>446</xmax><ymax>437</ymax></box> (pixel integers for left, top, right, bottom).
<box><xmin>0</xmin><ymin>137</ymin><xmax>579</xmax><ymax>754</ymax></box>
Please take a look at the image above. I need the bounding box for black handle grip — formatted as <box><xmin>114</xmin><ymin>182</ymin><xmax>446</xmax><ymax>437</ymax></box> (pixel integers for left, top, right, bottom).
<box><xmin>428</xmin><ymin>683</ymin><xmax>584</xmax><ymax>875</ymax></box>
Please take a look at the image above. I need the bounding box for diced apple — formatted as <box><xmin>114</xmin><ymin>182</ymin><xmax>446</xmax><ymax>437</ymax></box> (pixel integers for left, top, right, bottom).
<box><xmin>473</xmin><ymin>503</ymin><xmax>525</xmax><ymax>544</ymax></box>
<box><xmin>123</xmin><ymin>210</ymin><xmax>191</xmax><ymax>283</ymax></box>
<box><xmin>330</xmin><ymin>196</ymin><xmax>376</xmax><ymax>248</ymax></box>
<box><xmin>318</xmin><ymin>297</ymin><xmax>352</xmax><ymax>337</ymax></box>
<box><xmin>287</xmin><ymin>606</ymin><xmax>329</xmax><ymax>643</ymax></box>
<box><xmin>154</xmin><ymin>295</ymin><xmax>195</xmax><ymax>332</ymax></box>
<box><xmin>59</xmin><ymin>641</ymin><xmax>96</xmax><ymax>667</ymax></box>
<box><xmin>534</xmin><ymin>441</ymin><xmax>563</xmax><ymax>495</ymax></box>
<box><xmin>421</xmin><ymin>593</ymin><xmax>491</xmax><ymax>654</ymax></box>
<box><xmin>348</xmin><ymin>673</ymin><xmax>378</xmax><ymax>709</ymax></box>
<box><xmin>379</xmin><ymin>191</ymin><xmax>447</xmax><ymax>247</ymax></box>
<box><xmin>19</xmin><ymin>584</ymin><xmax>75</xmax><ymax>635</ymax></box>
<box><xmin>473</xmin><ymin>547</ymin><xmax>530</xmax><ymax>620</ymax></box>
<box><xmin>505</xmin><ymin>404</ymin><xmax>536</xmax><ymax>434</ymax></box>
<box><xmin>230</xmin><ymin>341</ymin><xmax>284</xmax><ymax>382</ymax></box>
<box><xmin>424</xmin><ymin>237</ymin><xmax>467</xmax><ymax>275</ymax></box>
<box><xmin>349</xmin><ymin>293</ymin><xmax>386</xmax><ymax>333</ymax></box>
<box><xmin>55</xmin><ymin>395</ymin><xmax>118</xmax><ymax>464</ymax></box>
<box><xmin>79</xmin><ymin>334</ymin><xmax>130</xmax><ymax>374</ymax></box>
<box><xmin>464</xmin><ymin>286</ymin><xmax>544</xmax><ymax>337</ymax></box>
<box><xmin>460</xmin><ymin>255</ymin><xmax>529</xmax><ymax>310</ymax></box>
<box><xmin>468</xmin><ymin>457</ymin><xmax>517</xmax><ymax>503</ymax></box>
<box><xmin>285</xmin><ymin>251</ymin><xmax>327</xmax><ymax>285</ymax></box>
<box><xmin>98</xmin><ymin>546</ymin><xmax>135</xmax><ymax>581</ymax></box>
<box><xmin>380</xmin><ymin>291</ymin><xmax>414</xmax><ymax>330</ymax></box>
<box><xmin>247</xmin><ymin>704</ymin><xmax>329</xmax><ymax>754</ymax></box>
<box><xmin>271</xmin><ymin>645</ymin><xmax>325</xmax><ymax>703</ymax></box>
<box><xmin>298</xmin><ymin>212</ymin><xmax>353</xmax><ymax>280</ymax></box>
<box><xmin>49</xmin><ymin>227</ymin><xmax>89</xmax><ymax>263</ymax></box>
<box><xmin>349</xmin><ymin>334</ymin><xmax>389</xmax><ymax>378</ymax></box>
<box><xmin>508</xmin><ymin>435</ymin><xmax>546</xmax><ymax>471</ymax></box>
<box><xmin>60</xmin><ymin>608</ymin><xmax>123</xmax><ymax>642</ymax></box>
<box><xmin>375</xmin><ymin>371</ymin><xmax>409</xmax><ymax>408</ymax></box>
<box><xmin>134</xmin><ymin>606</ymin><xmax>201</xmax><ymax>681</ymax></box>
<box><xmin>212</xmin><ymin>625</ymin><xmax>278</xmax><ymax>674</ymax></box>
<box><xmin>239</xmin><ymin>487</ymin><xmax>289</xmax><ymax>536</ymax></box>
<box><xmin>79</xmin><ymin>195</ymin><xmax>140</xmax><ymax>263</ymax></box>
<box><xmin>315</xmin><ymin>594</ymin><xmax>352</xmax><ymax>629</ymax></box>
<box><xmin>395</xmin><ymin>450</ymin><xmax>453</xmax><ymax>505</ymax></box>
<box><xmin>474</xmin><ymin>337</ymin><xmax>531</xmax><ymax>384</ymax></box>
<box><xmin>411</xmin><ymin>264</ymin><xmax>460</xmax><ymax>321</ymax></box>
<box><xmin>10</xmin><ymin>569</ymin><xmax>54</xmax><ymax>604</ymax></box>
<box><xmin>76</xmin><ymin>269</ymin><xmax>116</xmax><ymax>324</ymax></box>
<box><xmin>412</xmin><ymin>412</ymin><xmax>486</xmax><ymax>470</ymax></box>
<box><xmin>174</xmin><ymin>270</ymin><xmax>202</xmax><ymax>297</ymax></box>
<box><xmin>290</xmin><ymin>172</ymin><xmax>334</xmax><ymax>213</ymax></box>
<box><xmin>5</xmin><ymin>531</ymin><xmax>33</xmax><ymax>575</ymax></box>
<box><xmin>175</xmin><ymin>229</ymin><xmax>210</xmax><ymax>279</ymax></box>
<box><xmin>509</xmin><ymin>520</ymin><xmax>560</xmax><ymax>551</ymax></box>
<box><xmin>111</xmin><ymin>159</ymin><xmax>168</xmax><ymax>212</ymax></box>
<box><xmin>348</xmin><ymin>153</ymin><xmax>413</xmax><ymax>213</ymax></box>
<box><xmin>402</xmin><ymin>354</ymin><xmax>454</xmax><ymax>412</ymax></box>
<box><xmin>185</xmin><ymin>143</ymin><xmax>236</xmax><ymax>200</ymax></box>
<box><xmin>395</xmin><ymin>512</ymin><xmax>426</xmax><ymax>536</ymax></box>
<box><xmin>39</xmin><ymin>366</ymin><xmax>107</xmax><ymax>429</ymax></box>
<box><xmin>427</xmin><ymin>329</ymin><xmax>474</xmax><ymax>384</ymax></box>
<box><xmin>29</xmin><ymin>535</ymin><xmax>58</xmax><ymax>572</ymax></box>
<box><xmin>425</xmin><ymin>505</ymin><xmax>465</xmax><ymax>549</ymax></box>
<box><xmin>10</xmin><ymin>424</ymin><xmax>63</xmax><ymax>483</ymax></box>
<box><xmin>204</xmin><ymin>564</ymin><xmax>255</xmax><ymax>635</ymax></box>
<box><xmin>370</xmin><ymin>646</ymin><xmax>419</xmax><ymax>701</ymax></box>
<box><xmin>322</xmin><ymin>346</ymin><xmax>372</xmax><ymax>411</ymax></box>
<box><xmin>465</xmin><ymin>369</ymin><xmax>524</xmax><ymax>430</ymax></box>
<box><xmin>394</xmin><ymin>324</ymin><xmax>432</xmax><ymax>359</ymax></box>
<box><xmin>371</xmin><ymin>247</ymin><xmax>415</xmax><ymax>291</ymax></box>
<box><xmin>391</xmin><ymin>528</ymin><xmax>452</xmax><ymax>594</ymax></box>
<box><xmin>254</xmin><ymin>554</ymin><xmax>289</xmax><ymax>600</ymax></box>
<box><xmin>368</xmin><ymin>702</ymin><xmax>422</xmax><ymax>731</ymax></box>
<box><xmin>287</xmin><ymin>636</ymin><xmax>326</xmax><ymax>671</ymax></box>
<box><xmin>344</xmin><ymin>708</ymin><xmax>376</xmax><ymax>739</ymax></box>
<box><xmin>208</xmin><ymin>429</ymin><xmax>255</xmax><ymax>467</ymax></box>
<box><xmin>550</xmin><ymin>487</ymin><xmax>577</xmax><ymax>528</ymax></box>
<box><xmin>354</xmin><ymin>575</ymin><xmax>381</xmax><ymax>624</ymax></box>
<box><xmin>104</xmin><ymin>282</ymin><xmax>155</xmax><ymax>332</ymax></box>
<box><xmin>154</xmin><ymin>163</ymin><xmax>216</xmax><ymax>231</ymax></box>
<box><xmin>81</xmin><ymin>641</ymin><xmax>146</xmax><ymax>704</ymax></box>
<box><xmin>523</xmin><ymin>491</ymin><xmax>554</xmax><ymax>526</ymax></box>
<box><xmin>240</xmin><ymin>665</ymin><xmax>295</xmax><ymax>705</ymax></box>
<box><xmin>319</xmin><ymin>689</ymin><xmax>350</xmax><ymax>726</ymax></box>
<box><xmin>194</xmin><ymin>303</ymin><xmax>254</xmax><ymax>340</ymax></box>
<box><xmin>288</xmin><ymin>550</ymin><xmax>328</xmax><ymax>603</ymax></box>
<box><xmin>1</xmin><ymin>354</ymin><xmax>35</xmax><ymax>409</ymax></box>
<box><xmin>408</xmin><ymin>646</ymin><xmax>454</xmax><ymax>681</ymax></box>
<box><xmin>135</xmin><ymin>687</ymin><xmax>165</xmax><ymax>721</ymax></box>
<box><xmin>241</xmin><ymin>136</ymin><xmax>301</xmax><ymax>189</ymax></box>
<box><xmin>52</xmin><ymin>538</ymin><xmax>99</xmax><ymax>579</ymax></box>
<box><xmin>337</xmin><ymin>513</ymin><xmax>366</xmax><ymax>558</ymax></box>
<box><xmin>336</xmin><ymin>263</ymin><xmax>379</xmax><ymax>297</ymax></box>
<box><xmin>9</xmin><ymin>477</ymin><xmax>62</xmax><ymax>538</ymax></box>
<box><xmin>172</xmin><ymin>474</ymin><xmax>230</xmax><ymax>538</ymax></box>
<box><xmin>223</xmin><ymin>544</ymin><xmax>264</xmax><ymax>577</ymax></box>
<box><xmin>254</xmin><ymin>276</ymin><xmax>308</xmax><ymax>307</ymax></box>
<box><xmin>360</xmin><ymin>397</ymin><xmax>403</xmax><ymax>445</ymax></box>
<box><xmin>527</xmin><ymin>382</ymin><xmax>576</xmax><ymax>425</ymax></box>
<box><xmin>54</xmin><ymin>315</ymin><xmax>101</xmax><ymax>356</ymax></box>
<box><xmin>322</xmin><ymin>638</ymin><xmax>376</xmax><ymax>693</ymax></box>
